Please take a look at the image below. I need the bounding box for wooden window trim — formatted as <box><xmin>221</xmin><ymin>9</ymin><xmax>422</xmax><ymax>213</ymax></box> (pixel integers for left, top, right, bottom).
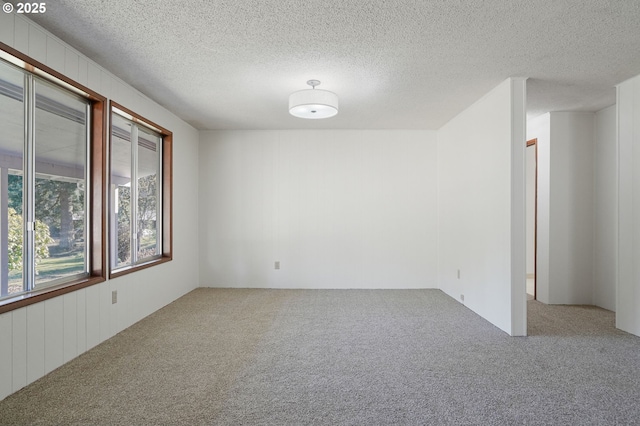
<box><xmin>108</xmin><ymin>101</ymin><xmax>173</xmax><ymax>279</ymax></box>
<box><xmin>0</xmin><ymin>42</ymin><xmax>107</xmax><ymax>315</ymax></box>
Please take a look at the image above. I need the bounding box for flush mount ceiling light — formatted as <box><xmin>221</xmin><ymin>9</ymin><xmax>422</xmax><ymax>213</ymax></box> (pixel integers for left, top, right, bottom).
<box><xmin>289</xmin><ymin>80</ymin><xmax>338</xmax><ymax>119</ymax></box>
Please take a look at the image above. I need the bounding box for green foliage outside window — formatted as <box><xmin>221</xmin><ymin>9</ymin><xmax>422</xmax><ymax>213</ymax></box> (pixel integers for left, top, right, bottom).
<box><xmin>6</xmin><ymin>174</ymin><xmax>80</xmax><ymax>275</ymax></box>
<box><xmin>115</xmin><ymin>174</ymin><xmax>157</xmax><ymax>264</ymax></box>
<box><xmin>8</xmin><ymin>175</ymin><xmax>84</xmax><ymax>251</ymax></box>
<box><xmin>117</xmin><ymin>185</ymin><xmax>131</xmax><ymax>265</ymax></box>
<box><xmin>7</xmin><ymin>208</ymin><xmax>54</xmax><ymax>272</ymax></box>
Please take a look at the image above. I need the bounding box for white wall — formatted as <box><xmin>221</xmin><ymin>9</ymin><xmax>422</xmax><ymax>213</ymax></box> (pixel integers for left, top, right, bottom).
<box><xmin>526</xmin><ymin>144</ymin><xmax>536</xmax><ymax>277</ymax></box>
<box><xmin>594</xmin><ymin>105</ymin><xmax>617</xmax><ymax>311</ymax></box>
<box><xmin>549</xmin><ymin>112</ymin><xmax>595</xmax><ymax>304</ymax></box>
<box><xmin>617</xmin><ymin>74</ymin><xmax>640</xmax><ymax>336</ymax></box>
<box><xmin>528</xmin><ymin>112</ymin><xmax>596</xmax><ymax>305</ymax></box>
<box><xmin>0</xmin><ymin>14</ymin><xmax>200</xmax><ymax>401</ymax></box>
<box><xmin>437</xmin><ymin>78</ymin><xmax>527</xmax><ymax>336</ymax></box>
<box><xmin>199</xmin><ymin>130</ymin><xmax>438</xmax><ymax>289</ymax></box>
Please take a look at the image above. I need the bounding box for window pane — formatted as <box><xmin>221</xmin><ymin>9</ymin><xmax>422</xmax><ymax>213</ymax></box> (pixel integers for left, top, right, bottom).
<box><xmin>0</xmin><ymin>60</ymin><xmax>25</xmax><ymax>298</ymax></box>
<box><xmin>109</xmin><ymin>105</ymin><xmax>169</xmax><ymax>276</ymax></box>
<box><xmin>137</xmin><ymin>127</ymin><xmax>160</xmax><ymax>261</ymax></box>
<box><xmin>34</xmin><ymin>79</ymin><xmax>88</xmax><ymax>286</ymax></box>
<box><xmin>111</xmin><ymin>113</ymin><xmax>132</xmax><ymax>268</ymax></box>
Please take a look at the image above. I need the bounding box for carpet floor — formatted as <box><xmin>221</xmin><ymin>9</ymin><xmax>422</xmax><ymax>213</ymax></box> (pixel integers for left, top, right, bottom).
<box><xmin>1</xmin><ymin>288</ymin><xmax>639</xmax><ymax>425</ymax></box>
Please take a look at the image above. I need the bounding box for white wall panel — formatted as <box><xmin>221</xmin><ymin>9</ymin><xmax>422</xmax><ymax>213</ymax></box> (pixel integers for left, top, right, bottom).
<box><xmin>76</xmin><ymin>288</ymin><xmax>87</xmax><ymax>354</ymax></box>
<box><xmin>133</xmin><ymin>92</ymin><xmax>147</xmax><ymax>117</ymax></box>
<box><xmin>118</xmin><ymin>281</ymin><xmax>132</xmax><ymax>333</ymax></box>
<box><xmin>27</xmin><ymin>25</ymin><xmax>46</xmax><ymax>64</ymax></box>
<box><xmin>594</xmin><ymin>105</ymin><xmax>617</xmax><ymax>311</ymax></box>
<box><xmin>63</xmin><ymin>292</ymin><xmax>78</xmax><ymax>363</ymax></box>
<box><xmin>87</xmin><ymin>62</ymin><xmax>101</xmax><ymax>93</ymax></box>
<box><xmin>510</xmin><ymin>78</ymin><xmax>527</xmax><ymax>335</ymax></box>
<box><xmin>0</xmin><ymin>8</ymin><xmax>14</xmax><ymax>46</ymax></box>
<box><xmin>99</xmin><ymin>281</ymin><xmax>112</xmax><ymax>343</ymax></box>
<box><xmin>526</xmin><ymin>146</ymin><xmax>536</xmax><ymax>275</ymax></box>
<box><xmin>77</xmin><ymin>56</ymin><xmax>88</xmax><ymax>87</ymax></box>
<box><xmin>13</xmin><ymin>16</ymin><xmax>28</xmax><ymax>53</ymax></box>
<box><xmin>110</xmin><ymin>280</ymin><xmax>125</xmax><ymax>336</ymax></box>
<box><xmin>11</xmin><ymin>308</ymin><xmax>27</xmax><ymax>392</ymax></box>
<box><xmin>124</xmin><ymin>276</ymin><xmax>138</xmax><ymax>326</ymax></box>
<box><xmin>111</xmin><ymin>79</ymin><xmax>128</xmax><ymax>106</ymax></box>
<box><xmin>85</xmin><ymin>284</ymin><xmax>100</xmax><ymax>350</ymax></box>
<box><xmin>548</xmin><ymin>112</ymin><xmax>595</xmax><ymax>305</ymax></box>
<box><xmin>26</xmin><ymin>303</ymin><xmax>45</xmax><ymax>384</ymax></box>
<box><xmin>0</xmin><ymin>313</ymin><xmax>12</xmax><ymax>400</ymax></box>
<box><xmin>199</xmin><ymin>130</ymin><xmax>438</xmax><ymax>290</ymax></box>
<box><xmin>100</xmin><ymin>71</ymin><xmax>112</xmax><ymax>99</ymax></box>
<box><xmin>437</xmin><ymin>78</ymin><xmax>527</xmax><ymax>336</ymax></box>
<box><xmin>64</xmin><ymin>48</ymin><xmax>79</xmax><ymax>81</ymax></box>
<box><xmin>44</xmin><ymin>297</ymin><xmax>64</xmax><ymax>374</ymax></box>
<box><xmin>617</xmin><ymin>75</ymin><xmax>640</xmax><ymax>336</ymax></box>
<box><xmin>46</xmin><ymin>37</ymin><xmax>65</xmax><ymax>73</ymax></box>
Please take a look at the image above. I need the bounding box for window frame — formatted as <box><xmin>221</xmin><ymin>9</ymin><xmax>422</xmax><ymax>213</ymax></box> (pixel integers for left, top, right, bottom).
<box><xmin>0</xmin><ymin>42</ymin><xmax>107</xmax><ymax>314</ymax></box>
<box><xmin>108</xmin><ymin>101</ymin><xmax>172</xmax><ymax>279</ymax></box>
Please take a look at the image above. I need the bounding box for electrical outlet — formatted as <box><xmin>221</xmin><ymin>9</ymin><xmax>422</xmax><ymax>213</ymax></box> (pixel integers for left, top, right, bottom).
<box><xmin>460</xmin><ymin>294</ymin><xmax>464</xmax><ymax>302</ymax></box>
<box><xmin>112</xmin><ymin>290</ymin><xmax>117</xmax><ymax>304</ymax></box>
<box><xmin>275</xmin><ymin>261</ymin><xmax>280</xmax><ymax>270</ymax></box>
<box><xmin>457</xmin><ymin>269</ymin><xmax>461</xmax><ymax>279</ymax></box>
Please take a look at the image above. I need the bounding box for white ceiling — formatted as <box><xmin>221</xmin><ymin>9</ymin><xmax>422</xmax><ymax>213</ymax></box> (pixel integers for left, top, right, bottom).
<box><xmin>27</xmin><ymin>0</ymin><xmax>640</xmax><ymax>130</ymax></box>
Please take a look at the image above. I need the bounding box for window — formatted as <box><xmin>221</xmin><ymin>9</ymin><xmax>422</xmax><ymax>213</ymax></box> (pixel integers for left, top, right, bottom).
<box><xmin>109</xmin><ymin>103</ymin><xmax>172</xmax><ymax>276</ymax></box>
<box><xmin>0</xmin><ymin>44</ymin><xmax>106</xmax><ymax>313</ymax></box>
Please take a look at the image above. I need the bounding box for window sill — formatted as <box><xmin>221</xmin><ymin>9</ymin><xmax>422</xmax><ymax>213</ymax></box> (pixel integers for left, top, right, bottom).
<box><xmin>109</xmin><ymin>255</ymin><xmax>172</xmax><ymax>280</ymax></box>
<box><xmin>0</xmin><ymin>274</ymin><xmax>106</xmax><ymax>315</ymax></box>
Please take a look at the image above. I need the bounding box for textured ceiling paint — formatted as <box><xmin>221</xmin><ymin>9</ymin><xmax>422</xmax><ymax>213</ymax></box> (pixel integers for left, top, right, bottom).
<box><xmin>26</xmin><ymin>0</ymin><xmax>640</xmax><ymax>130</ymax></box>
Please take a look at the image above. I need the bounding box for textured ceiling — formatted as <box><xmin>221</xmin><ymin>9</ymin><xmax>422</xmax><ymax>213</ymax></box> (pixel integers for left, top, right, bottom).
<box><xmin>26</xmin><ymin>0</ymin><xmax>640</xmax><ymax>130</ymax></box>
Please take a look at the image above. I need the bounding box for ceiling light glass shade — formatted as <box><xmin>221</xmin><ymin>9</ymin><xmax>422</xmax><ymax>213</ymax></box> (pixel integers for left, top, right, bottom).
<box><xmin>289</xmin><ymin>89</ymin><xmax>339</xmax><ymax>119</ymax></box>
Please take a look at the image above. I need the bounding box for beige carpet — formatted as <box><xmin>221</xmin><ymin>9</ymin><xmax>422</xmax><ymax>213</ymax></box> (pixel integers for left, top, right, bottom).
<box><xmin>1</xmin><ymin>288</ymin><xmax>639</xmax><ymax>425</ymax></box>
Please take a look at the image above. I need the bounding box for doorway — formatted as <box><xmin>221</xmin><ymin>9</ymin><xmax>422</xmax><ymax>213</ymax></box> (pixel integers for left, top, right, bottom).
<box><xmin>526</xmin><ymin>138</ymin><xmax>537</xmax><ymax>300</ymax></box>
